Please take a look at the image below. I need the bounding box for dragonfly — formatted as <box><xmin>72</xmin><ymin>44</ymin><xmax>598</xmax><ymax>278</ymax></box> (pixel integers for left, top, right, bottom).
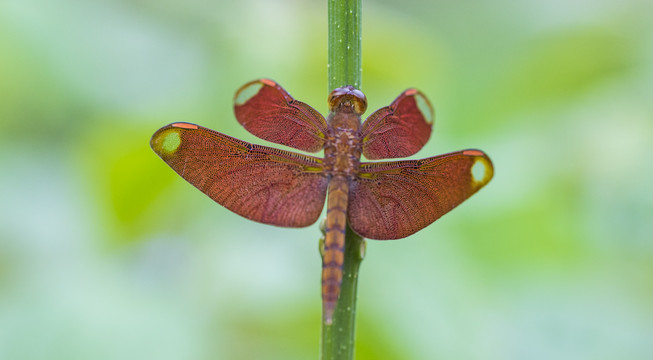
<box><xmin>150</xmin><ymin>79</ymin><xmax>493</xmax><ymax>324</ymax></box>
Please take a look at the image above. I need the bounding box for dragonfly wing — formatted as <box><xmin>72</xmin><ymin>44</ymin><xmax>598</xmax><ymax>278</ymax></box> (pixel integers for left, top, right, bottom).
<box><xmin>349</xmin><ymin>150</ymin><xmax>493</xmax><ymax>239</ymax></box>
<box><xmin>151</xmin><ymin>122</ymin><xmax>328</xmax><ymax>227</ymax></box>
<box><xmin>234</xmin><ymin>79</ymin><xmax>329</xmax><ymax>153</ymax></box>
<box><xmin>361</xmin><ymin>89</ymin><xmax>434</xmax><ymax>160</ymax></box>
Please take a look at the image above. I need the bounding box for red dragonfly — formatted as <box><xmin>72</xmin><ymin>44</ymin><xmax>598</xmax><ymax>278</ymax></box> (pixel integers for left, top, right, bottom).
<box><xmin>151</xmin><ymin>79</ymin><xmax>493</xmax><ymax>324</ymax></box>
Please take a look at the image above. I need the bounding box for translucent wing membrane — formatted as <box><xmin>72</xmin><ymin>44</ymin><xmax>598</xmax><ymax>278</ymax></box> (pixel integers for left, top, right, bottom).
<box><xmin>234</xmin><ymin>79</ymin><xmax>329</xmax><ymax>153</ymax></box>
<box><xmin>151</xmin><ymin>122</ymin><xmax>328</xmax><ymax>227</ymax></box>
<box><xmin>348</xmin><ymin>150</ymin><xmax>493</xmax><ymax>239</ymax></box>
<box><xmin>361</xmin><ymin>89</ymin><xmax>434</xmax><ymax>160</ymax></box>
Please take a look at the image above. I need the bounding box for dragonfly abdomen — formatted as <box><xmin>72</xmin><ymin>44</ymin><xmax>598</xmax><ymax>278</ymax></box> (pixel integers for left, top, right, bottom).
<box><xmin>322</xmin><ymin>175</ymin><xmax>349</xmax><ymax>324</ymax></box>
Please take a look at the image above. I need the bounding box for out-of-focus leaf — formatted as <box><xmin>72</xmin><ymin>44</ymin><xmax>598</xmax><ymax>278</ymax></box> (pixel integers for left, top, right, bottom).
<box><xmin>0</xmin><ymin>25</ymin><xmax>82</xmax><ymax>140</ymax></box>
<box><xmin>362</xmin><ymin>12</ymin><xmax>449</xmax><ymax>114</ymax></box>
<box><xmin>75</xmin><ymin>118</ymin><xmax>181</xmax><ymax>246</ymax></box>
<box><xmin>216</xmin><ymin>307</ymin><xmax>318</xmax><ymax>360</ymax></box>
<box><xmin>355</xmin><ymin>315</ymin><xmax>409</xmax><ymax>360</ymax></box>
<box><xmin>452</xmin><ymin>28</ymin><xmax>636</xmax><ymax>134</ymax></box>
<box><xmin>454</xmin><ymin>177</ymin><xmax>589</xmax><ymax>277</ymax></box>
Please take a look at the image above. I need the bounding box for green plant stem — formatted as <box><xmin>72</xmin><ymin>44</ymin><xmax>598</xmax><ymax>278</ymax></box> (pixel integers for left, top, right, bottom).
<box><xmin>322</xmin><ymin>1</ymin><xmax>364</xmax><ymax>359</ymax></box>
<box><xmin>328</xmin><ymin>0</ymin><xmax>362</xmax><ymax>91</ymax></box>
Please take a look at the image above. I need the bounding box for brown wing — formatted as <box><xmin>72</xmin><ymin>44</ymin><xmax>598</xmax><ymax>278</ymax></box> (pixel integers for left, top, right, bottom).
<box><xmin>361</xmin><ymin>89</ymin><xmax>434</xmax><ymax>160</ymax></box>
<box><xmin>234</xmin><ymin>79</ymin><xmax>329</xmax><ymax>152</ymax></box>
<box><xmin>151</xmin><ymin>122</ymin><xmax>328</xmax><ymax>227</ymax></box>
<box><xmin>348</xmin><ymin>150</ymin><xmax>493</xmax><ymax>239</ymax></box>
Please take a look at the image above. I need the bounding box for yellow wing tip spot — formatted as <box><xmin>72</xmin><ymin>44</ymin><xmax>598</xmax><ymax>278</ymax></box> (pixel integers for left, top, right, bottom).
<box><xmin>413</xmin><ymin>91</ymin><xmax>434</xmax><ymax>125</ymax></box>
<box><xmin>470</xmin><ymin>155</ymin><xmax>493</xmax><ymax>186</ymax></box>
<box><xmin>152</xmin><ymin>129</ymin><xmax>182</xmax><ymax>155</ymax></box>
<box><xmin>234</xmin><ymin>81</ymin><xmax>266</xmax><ymax>106</ymax></box>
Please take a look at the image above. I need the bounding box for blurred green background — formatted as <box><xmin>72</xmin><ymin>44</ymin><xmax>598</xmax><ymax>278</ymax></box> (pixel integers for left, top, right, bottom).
<box><xmin>1</xmin><ymin>0</ymin><xmax>652</xmax><ymax>359</ymax></box>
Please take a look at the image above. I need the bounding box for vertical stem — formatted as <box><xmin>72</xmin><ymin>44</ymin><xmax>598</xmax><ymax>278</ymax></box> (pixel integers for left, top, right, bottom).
<box><xmin>328</xmin><ymin>0</ymin><xmax>362</xmax><ymax>91</ymax></box>
<box><xmin>322</xmin><ymin>1</ymin><xmax>364</xmax><ymax>359</ymax></box>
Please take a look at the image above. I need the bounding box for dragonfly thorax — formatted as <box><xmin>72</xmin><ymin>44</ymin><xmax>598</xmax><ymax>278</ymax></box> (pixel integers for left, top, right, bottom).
<box><xmin>324</xmin><ymin>112</ymin><xmax>362</xmax><ymax>178</ymax></box>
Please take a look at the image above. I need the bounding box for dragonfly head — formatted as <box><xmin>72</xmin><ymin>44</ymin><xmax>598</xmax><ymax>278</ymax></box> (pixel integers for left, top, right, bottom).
<box><xmin>328</xmin><ymin>86</ymin><xmax>367</xmax><ymax>115</ymax></box>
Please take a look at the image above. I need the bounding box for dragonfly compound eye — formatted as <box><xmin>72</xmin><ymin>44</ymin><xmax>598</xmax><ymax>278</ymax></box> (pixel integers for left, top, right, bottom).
<box><xmin>328</xmin><ymin>86</ymin><xmax>367</xmax><ymax>115</ymax></box>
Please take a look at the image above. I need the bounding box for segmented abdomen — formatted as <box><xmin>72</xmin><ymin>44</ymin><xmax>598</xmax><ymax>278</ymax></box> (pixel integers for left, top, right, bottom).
<box><xmin>322</xmin><ymin>175</ymin><xmax>349</xmax><ymax>324</ymax></box>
